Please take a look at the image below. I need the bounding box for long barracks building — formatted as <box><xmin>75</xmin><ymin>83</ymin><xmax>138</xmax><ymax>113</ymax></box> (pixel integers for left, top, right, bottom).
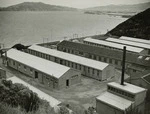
<box><xmin>26</xmin><ymin>45</ymin><xmax>115</xmax><ymax>81</ymax></box>
<box><xmin>57</xmin><ymin>40</ymin><xmax>150</xmax><ymax>75</ymax></box>
<box><xmin>119</xmin><ymin>36</ymin><xmax>150</xmax><ymax>45</ymax></box>
<box><xmin>83</xmin><ymin>38</ymin><xmax>147</xmax><ymax>54</ymax></box>
<box><xmin>5</xmin><ymin>49</ymin><xmax>81</xmax><ymax>89</ymax></box>
<box><xmin>106</xmin><ymin>37</ymin><xmax>150</xmax><ymax>54</ymax></box>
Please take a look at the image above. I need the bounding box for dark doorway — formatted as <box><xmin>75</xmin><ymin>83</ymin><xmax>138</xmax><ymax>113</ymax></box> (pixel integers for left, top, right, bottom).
<box><xmin>66</xmin><ymin>79</ymin><xmax>69</xmax><ymax>87</ymax></box>
<box><xmin>35</xmin><ymin>71</ymin><xmax>38</xmax><ymax>78</ymax></box>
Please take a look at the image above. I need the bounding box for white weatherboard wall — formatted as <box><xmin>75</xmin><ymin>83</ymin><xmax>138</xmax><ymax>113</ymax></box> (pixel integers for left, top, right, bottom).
<box><xmin>8</xmin><ymin>76</ymin><xmax>61</xmax><ymax>107</ymax></box>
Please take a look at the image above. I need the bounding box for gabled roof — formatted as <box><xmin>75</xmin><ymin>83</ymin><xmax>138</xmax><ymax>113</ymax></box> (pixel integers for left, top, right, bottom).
<box><xmin>84</xmin><ymin>38</ymin><xmax>144</xmax><ymax>53</ymax></box>
<box><xmin>120</xmin><ymin>36</ymin><xmax>150</xmax><ymax>45</ymax></box>
<box><xmin>106</xmin><ymin>37</ymin><xmax>150</xmax><ymax>50</ymax></box>
<box><xmin>6</xmin><ymin>49</ymin><xmax>70</xmax><ymax>78</ymax></box>
<box><xmin>29</xmin><ymin>45</ymin><xmax>109</xmax><ymax>70</ymax></box>
<box><xmin>142</xmin><ymin>73</ymin><xmax>150</xmax><ymax>85</ymax></box>
<box><xmin>57</xmin><ymin>40</ymin><xmax>150</xmax><ymax>67</ymax></box>
<box><xmin>96</xmin><ymin>92</ymin><xmax>133</xmax><ymax>111</ymax></box>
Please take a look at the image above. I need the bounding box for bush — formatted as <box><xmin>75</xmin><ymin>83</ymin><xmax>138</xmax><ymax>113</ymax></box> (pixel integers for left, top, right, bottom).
<box><xmin>0</xmin><ymin>79</ymin><xmax>44</xmax><ymax>112</ymax></box>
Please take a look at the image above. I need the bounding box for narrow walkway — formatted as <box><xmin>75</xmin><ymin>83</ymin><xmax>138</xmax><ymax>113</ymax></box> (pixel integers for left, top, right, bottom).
<box><xmin>7</xmin><ymin>76</ymin><xmax>61</xmax><ymax>107</ymax></box>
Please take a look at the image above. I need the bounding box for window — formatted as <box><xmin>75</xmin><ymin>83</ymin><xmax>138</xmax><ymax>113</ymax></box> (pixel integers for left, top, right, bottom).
<box><xmin>24</xmin><ymin>66</ymin><xmax>26</xmax><ymax>71</ymax></box>
<box><xmin>99</xmin><ymin>57</ymin><xmax>101</xmax><ymax>61</ymax></box>
<box><xmin>18</xmin><ymin>64</ymin><xmax>21</xmax><ymax>68</ymax></box>
<box><xmin>104</xmin><ymin>57</ymin><xmax>107</xmax><ymax>62</ymax></box>
<box><xmin>64</xmin><ymin>60</ymin><xmax>66</xmax><ymax>65</ymax></box>
<box><xmin>75</xmin><ymin>63</ymin><xmax>77</xmax><ymax>69</ymax></box>
<box><xmin>79</xmin><ymin>51</ymin><xmax>83</xmax><ymax>55</ymax></box>
<box><xmin>79</xmin><ymin>65</ymin><xmax>81</xmax><ymax>70</ymax></box>
<box><xmin>13</xmin><ymin>61</ymin><xmax>15</xmax><ymax>65</ymax></box>
<box><xmin>97</xmin><ymin>70</ymin><xmax>99</xmax><ymax>76</ymax></box>
<box><xmin>30</xmin><ymin>68</ymin><xmax>33</xmax><ymax>72</ymax></box>
<box><xmin>93</xmin><ymin>55</ymin><xmax>96</xmax><ymax>60</ymax></box>
<box><xmin>88</xmin><ymin>67</ymin><xmax>90</xmax><ymax>73</ymax></box>
<box><xmin>92</xmin><ymin>69</ymin><xmax>94</xmax><ymax>74</ymax></box>
<box><xmin>115</xmin><ymin>60</ymin><xmax>118</xmax><ymax>65</ymax></box>
<box><xmin>109</xmin><ymin>59</ymin><xmax>112</xmax><ymax>64</ymax></box>
<box><xmin>46</xmin><ymin>55</ymin><xmax>49</xmax><ymax>59</ymax></box>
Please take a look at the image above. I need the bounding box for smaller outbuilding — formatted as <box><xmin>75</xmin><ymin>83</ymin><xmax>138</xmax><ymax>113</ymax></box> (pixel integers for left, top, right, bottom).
<box><xmin>96</xmin><ymin>82</ymin><xmax>147</xmax><ymax>114</ymax></box>
<box><xmin>4</xmin><ymin>49</ymin><xmax>81</xmax><ymax>89</ymax></box>
<box><xmin>0</xmin><ymin>67</ymin><xmax>6</xmax><ymax>79</ymax></box>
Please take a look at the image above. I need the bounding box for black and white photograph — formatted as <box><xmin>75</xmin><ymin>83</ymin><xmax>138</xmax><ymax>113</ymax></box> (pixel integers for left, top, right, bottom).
<box><xmin>0</xmin><ymin>0</ymin><xmax>150</xmax><ymax>114</ymax></box>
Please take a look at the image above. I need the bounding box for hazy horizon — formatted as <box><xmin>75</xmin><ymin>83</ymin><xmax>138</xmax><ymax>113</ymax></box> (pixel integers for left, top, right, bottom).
<box><xmin>0</xmin><ymin>0</ymin><xmax>150</xmax><ymax>8</ymax></box>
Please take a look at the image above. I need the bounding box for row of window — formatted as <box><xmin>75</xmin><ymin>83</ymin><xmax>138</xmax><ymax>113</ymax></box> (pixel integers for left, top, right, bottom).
<box><xmin>28</xmin><ymin>49</ymin><xmax>101</xmax><ymax>76</ymax></box>
<box><xmin>60</xmin><ymin>59</ymin><xmax>100</xmax><ymax>76</ymax></box>
<box><xmin>84</xmin><ymin>41</ymin><xmax>124</xmax><ymax>52</ymax></box>
<box><xmin>11</xmin><ymin>60</ymin><xmax>33</xmax><ymax>73</ymax></box>
<box><xmin>61</xmin><ymin>47</ymin><xmax>122</xmax><ymax>66</ymax></box>
<box><xmin>108</xmin><ymin>86</ymin><xmax>135</xmax><ymax>99</ymax></box>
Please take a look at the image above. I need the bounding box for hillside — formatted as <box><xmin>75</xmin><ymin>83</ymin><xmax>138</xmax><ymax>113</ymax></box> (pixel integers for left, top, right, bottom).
<box><xmin>107</xmin><ymin>8</ymin><xmax>150</xmax><ymax>40</ymax></box>
<box><xmin>85</xmin><ymin>2</ymin><xmax>150</xmax><ymax>13</ymax></box>
<box><xmin>0</xmin><ymin>2</ymin><xmax>77</xmax><ymax>11</ymax></box>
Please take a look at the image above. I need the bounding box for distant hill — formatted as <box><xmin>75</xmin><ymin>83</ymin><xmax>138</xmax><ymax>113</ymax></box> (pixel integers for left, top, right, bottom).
<box><xmin>85</xmin><ymin>2</ymin><xmax>150</xmax><ymax>13</ymax></box>
<box><xmin>0</xmin><ymin>2</ymin><xmax>78</xmax><ymax>11</ymax></box>
<box><xmin>107</xmin><ymin>8</ymin><xmax>150</xmax><ymax>40</ymax></box>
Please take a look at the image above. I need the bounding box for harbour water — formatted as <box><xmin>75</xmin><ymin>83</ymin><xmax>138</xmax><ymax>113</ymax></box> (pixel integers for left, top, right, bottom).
<box><xmin>0</xmin><ymin>11</ymin><xmax>127</xmax><ymax>48</ymax></box>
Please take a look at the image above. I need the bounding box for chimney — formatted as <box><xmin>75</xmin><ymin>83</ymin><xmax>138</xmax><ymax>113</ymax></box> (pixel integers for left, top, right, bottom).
<box><xmin>121</xmin><ymin>46</ymin><xmax>126</xmax><ymax>85</ymax></box>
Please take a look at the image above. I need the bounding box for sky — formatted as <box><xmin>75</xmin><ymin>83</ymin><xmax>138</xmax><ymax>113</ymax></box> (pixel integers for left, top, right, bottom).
<box><xmin>0</xmin><ymin>0</ymin><xmax>149</xmax><ymax>8</ymax></box>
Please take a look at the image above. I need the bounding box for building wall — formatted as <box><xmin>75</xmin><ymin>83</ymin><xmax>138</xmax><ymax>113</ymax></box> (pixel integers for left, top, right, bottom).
<box><xmin>7</xmin><ymin>58</ymin><xmax>35</xmax><ymax>78</ymax></box>
<box><xmin>59</xmin><ymin>69</ymin><xmax>81</xmax><ymax>89</ymax></box>
<box><xmin>134</xmin><ymin>91</ymin><xmax>147</xmax><ymax>107</ymax></box>
<box><xmin>96</xmin><ymin>99</ymin><xmax>124</xmax><ymax>114</ymax></box>
<box><xmin>0</xmin><ymin>68</ymin><xmax>6</xmax><ymax>79</ymax></box>
<box><xmin>38</xmin><ymin>73</ymin><xmax>59</xmax><ymax>89</ymax></box>
<box><xmin>102</xmin><ymin>65</ymin><xmax>115</xmax><ymax>80</ymax></box>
